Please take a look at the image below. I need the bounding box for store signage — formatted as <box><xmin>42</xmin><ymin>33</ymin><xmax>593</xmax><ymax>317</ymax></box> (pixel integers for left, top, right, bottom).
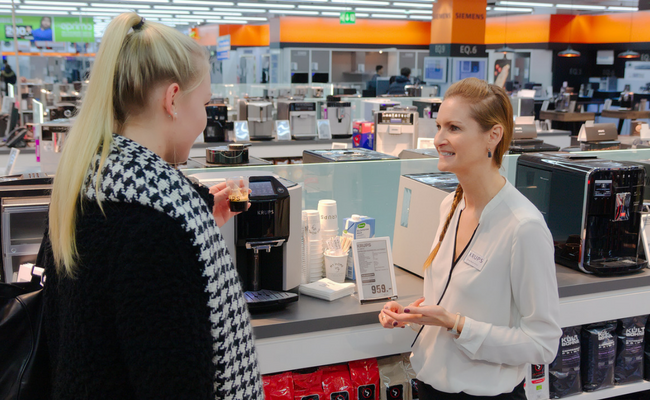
<box><xmin>217</xmin><ymin>34</ymin><xmax>230</xmax><ymax>61</ymax></box>
<box><xmin>340</xmin><ymin>11</ymin><xmax>356</xmax><ymax>24</ymax></box>
<box><xmin>0</xmin><ymin>16</ymin><xmax>94</xmax><ymax>42</ymax></box>
<box><xmin>352</xmin><ymin>237</ymin><xmax>398</xmax><ymax>304</ymax></box>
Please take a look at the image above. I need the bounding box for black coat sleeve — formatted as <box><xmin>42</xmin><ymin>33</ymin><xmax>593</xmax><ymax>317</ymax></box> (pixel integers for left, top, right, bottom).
<box><xmin>109</xmin><ymin>209</ymin><xmax>216</xmax><ymax>400</ymax></box>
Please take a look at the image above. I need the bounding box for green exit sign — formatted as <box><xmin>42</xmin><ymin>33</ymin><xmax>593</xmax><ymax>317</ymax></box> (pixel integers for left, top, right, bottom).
<box><xmin>340</xmin><ymin>11</ymin><xmax>356</xmax><ymax>24</ymax></box>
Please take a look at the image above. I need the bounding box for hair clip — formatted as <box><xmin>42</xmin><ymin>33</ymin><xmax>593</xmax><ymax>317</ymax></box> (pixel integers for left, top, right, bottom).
<box><xmin>132</xmin><ymin>17</ymin><xmax>145</xmax><ymax>31</ymax></box>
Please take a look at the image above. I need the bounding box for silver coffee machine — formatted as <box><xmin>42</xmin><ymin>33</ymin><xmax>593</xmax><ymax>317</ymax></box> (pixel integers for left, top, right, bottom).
<box><xmin>374</xmin><ymin>106</ymin><xmax>419</xmax><ymax>156</ymax></box>
<box><xmin>277</xmin><ymin>100</ymin><xmax>318</xmax><ymax>140</ymax></box>
<box><xmin>323</xmin><ymin>100</ymin><xmax>352</xmax><ymax>138</ymax></box>
<box><xmin>247</xmin><ymin>101</ymin><xmax>274</xmax><ymax>140</ymax></box>
<box><xmin>412</xmin><ymin>98</ymin><xmax>441</xmax><ymax>138</ymax></box>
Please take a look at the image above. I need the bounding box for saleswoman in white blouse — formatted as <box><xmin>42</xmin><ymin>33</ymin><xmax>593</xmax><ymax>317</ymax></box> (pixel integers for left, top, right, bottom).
<box><xmin>380</xmin><ymin>77</ymin><xmax>562</xmax><ymax>400</ymax></box>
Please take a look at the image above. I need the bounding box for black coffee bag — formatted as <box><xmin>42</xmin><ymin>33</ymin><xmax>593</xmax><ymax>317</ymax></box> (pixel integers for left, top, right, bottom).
<box><xmin>549</xmin><ymin>326</ymin><xmax>581</xmax><ymax>398</ymax></box>
<box><xmin>615</xmin><ymin>316</ymin><xmax>648</xmax><ymax>384</ymax></box>
<box><xmin>581</xmin><ymin>321</ymin><xmax>617</xmax><ymax>392</ymax></box>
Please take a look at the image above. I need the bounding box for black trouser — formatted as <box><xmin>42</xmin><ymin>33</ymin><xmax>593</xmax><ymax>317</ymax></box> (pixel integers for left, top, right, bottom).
<box><xmin>415</xmin><ymin>379</ymin><xmax>527</xmax><ymax>400</ymax></box>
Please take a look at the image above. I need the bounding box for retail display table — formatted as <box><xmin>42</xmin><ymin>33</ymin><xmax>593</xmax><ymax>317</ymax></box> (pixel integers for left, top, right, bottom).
<box><xmin>601</xmin><ymin>109</ymin><xmax>650</xmax><ymax>134</ymax></box>
<box><xmin>253</xmin><ymin>266</ymin><xmax>650</xmax><ymax>376</ymax></box>
<box><xmin>539</xmin><ymin>111</ymin><xmax>596</xmax><ymax>122</ymax></box>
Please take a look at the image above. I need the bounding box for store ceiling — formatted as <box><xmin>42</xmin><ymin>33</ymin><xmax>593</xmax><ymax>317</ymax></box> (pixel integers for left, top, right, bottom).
<box><xmin>0</xmin><ymin>0</ymin><xmax>640</xmax><ymax>36</ymax></box>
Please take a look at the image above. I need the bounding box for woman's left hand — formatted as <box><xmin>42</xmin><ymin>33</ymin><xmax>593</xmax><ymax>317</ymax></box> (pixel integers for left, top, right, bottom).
<box><xmin>209</xmin><ymin>182</ymin><xmax>249</xmax><ymax>227</ymax></box>
<box><xmin>381</xmin><ymin>298</ymin><xmax>456</xmax><ymax>330</ymax></box>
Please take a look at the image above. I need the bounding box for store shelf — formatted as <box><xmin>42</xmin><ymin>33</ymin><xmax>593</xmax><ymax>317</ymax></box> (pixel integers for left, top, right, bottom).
<box><xmin>569</xmin><ymin>381</ymin><xmax>650</xmax><ymax>400</ymax></box>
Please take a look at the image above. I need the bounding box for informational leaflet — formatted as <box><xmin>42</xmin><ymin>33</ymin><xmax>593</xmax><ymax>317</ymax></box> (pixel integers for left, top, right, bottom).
<box><xmin>352</xmin><ymin>237</ymin><xmax>398</xmax><ymax>303</ymax></box>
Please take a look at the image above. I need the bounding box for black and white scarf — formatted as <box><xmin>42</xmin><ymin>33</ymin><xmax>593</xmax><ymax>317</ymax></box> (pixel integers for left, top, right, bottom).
<box><xmin>82</xmin><ymin>134</ymin><xmax>263</xmax><ymax>399</ymax></box>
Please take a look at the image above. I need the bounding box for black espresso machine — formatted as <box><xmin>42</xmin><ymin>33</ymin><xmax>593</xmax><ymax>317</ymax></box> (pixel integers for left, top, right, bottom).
<box><xmin>203</xmin><ymin>103</ymin><xmax>231</xmax><ymax>142</ymax></box>
<box><xmin>516</xmin><ymin>153</ymin><xmax>646</xmax><ymax>275</ymax></box>
<box><xmin>234</xmin><ymin>176</ymin><xmax>299</xmax><ymax>311</ymax></box>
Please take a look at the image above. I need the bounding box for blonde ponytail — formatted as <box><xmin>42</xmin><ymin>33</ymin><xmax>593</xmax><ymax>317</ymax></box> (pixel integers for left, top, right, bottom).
<box><xmin>423</xmin><ymin>185</ymin><xmax>463</xmax><ymax>269</ymax></box>
<box><xmin>49</xmin><ymin>13</ymin><xmax>208</xmax><ymax>277</ymax></box>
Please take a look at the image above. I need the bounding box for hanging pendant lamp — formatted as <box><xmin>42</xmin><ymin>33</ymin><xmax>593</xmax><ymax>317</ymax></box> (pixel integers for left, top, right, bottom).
<box><xmin>496</xmin><ymin>8</ymin><xmax>515</xmax><ymax>54</ymax></box>
<box><xmin>558</xmin><ymin>0</ymin><xmax>581</xmax><ymax>58</ymax></box>
<box><xmin>558</xmin><ymin>45</ymin><xmax>581</xmax><ymax>58</ymax></box>
<box><xmin>618</xmin><ymin>12</ymin><xmax>639</xmax><ymax>59</ymax></box>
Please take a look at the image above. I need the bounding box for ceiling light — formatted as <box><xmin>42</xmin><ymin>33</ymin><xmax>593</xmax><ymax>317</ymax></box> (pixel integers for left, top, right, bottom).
<box><xmin>498</xmin><ymin>1</ymin><xmax>553</xmax><ymax>6</ymax></box>
<box><xmin>299</xmin><ymin>5</ymin><xmax>351</xmax><ymax>10</ymax></box>
<box><xmin>269</xmin><ymin>10</ymin><xmax>318</xmax><ymax>14</ymax></box>
<box><xmin>492</xmin><ymin>7</ymin><xmax>533</xmax><ymax>12</ymax></box>
<box><xmin>486</xmin><ymin>6</ymin><xmax>492</xmax><ymax>10</ymax></box>
<box><xmin>356</xmin><ymin>13</ymin><xmax>369</xmax><ymax>16</ymax></box>
<box><xmin>370</xmin><ymin>14</ymin><xmax>407</xmax><ymax>18</ymax></box>
<box><xmin>224</xmin><ymin>16</ymin><xmax>266</xmax><ymax>20</ymax></box>
<box><xmin>154</xmin><ymin>6</ymin><xmax>211</xmax><ymax>11</ymax></box>
<box><xmin>495</xmin><ymin>45</ymin><xmax>516</xmax><ymax>53</ymax></box>
<box><xmin>88</xmin><ymin>3</ymin><xmax>147</xmax><ymax>8</ymax></box>
<box><xmin>407</xmin><ymin>10</ymin><xmax>433</xmax><ymax>14</ymax></box>
<box><xmin>82</xmin><ymin>7</ymin><xmax>137</xmax><ymax>13</ymax></box>
<box><xmin>331</xmin><ymin>0</ymin><xmax>390</xmax><ymax>6</ymax></box>
<box><xmin>216</xmin><ymin>20</ymin><xmax>252</xmax><ymax>24</ymax></box>
<box><xmin>139</xmin><ymin>10</ymin><xmax>192</xmax><ymax>14</ymax></box>
<box><xmin>238</xmin><ymin>2</ymin><xmax>295</xmax><ymax>8</ymax></box>
<box><xmin>83</xmin><ymin>11</ymin><xmax>121</xmax><ymax>16</ymax></box>
<box><xmin>618</xmin><ymin>49</ymin><xmax>640</xmax><ymax>59</ymax></box>
<box><xmin>272</xmin><ymin>0</ymin><xmax>328</xmax><ymax>2</ymax></box>
<box><xmin>110</xmin><ymin>0</ymin><xmax>166</xmax><ymax>2</ymax></box>
<box><xmin>410</xmin><ymin>15</ymin><xmax>432</xmax><ymax>20</ymax></box>
<box><xmin>193</xmin><ymin>11</ymin><xmax>243</xmax><ymax>16</ymax></box>
<box><xmin>19</xmin><ymin>6</ymin><xmax>80</xmax><ymax>11</ymax></box>
<box><xmin>321</xmin><ymin>12</ymin><xmax>340</xmax><ymax>16</ymax></box>
<box><xmin>558</xmin><ymin>46</ymin><xmax>580</xmax><ymax>57</ymax></box>
<box><xmin>608</xmin><ymin>6</ymin><xmax>638</xmax><ymax>11</ymax></box>
<box><xmin>393</xmin><ymin>2</ymin><xmax>433</xmax><ymax>8</ymax></box>
<box><xmin>234</xmin><ymin>9</ymin><xmax>267</xmax><ymax>13</ymax></box>
<box><xmin>15</xmin><ymin>10</ymin><xmax>70</xmax><ymax>15</ymax></box>
<box><xmin>23</xmin><ymin>1</ymin><xmax>88</xmax><ymax>6</ymax></box>
<box><xmin>173</xmin><ymin>0</ymin><xmax>235</xmax><ymax>5</ymax></box>
<box><xmin>357</xmin><ymin>7</ymin><xmax>407</xmax><ymax>13</ymax></box>
<box><xmin>555</xmin><ymin>4</ymin><xmax>606</xmax><ymax>10</ymax></box>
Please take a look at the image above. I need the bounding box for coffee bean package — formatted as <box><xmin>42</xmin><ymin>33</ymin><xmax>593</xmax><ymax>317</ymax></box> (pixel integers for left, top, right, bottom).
<box><xmin>581</xmin><ymin>321</ymin><xmax>617</xmax><ymax>392</ymax></box>
<box><xmin>321</xmin><ymin>364</ymin><xmax>354</xmax><ymax>400</ymax></box>
<box><xmin>378</xmin><ymin>355</ymin><xmax>410</xmax><ymax>400</ymax></box>
<box><xmin>264</xmin><ymin>372</ymin><xmax>295</xmax><ymax>400</ymax></box>
<box><xmin>549</xmin><ymin>326</ymin><xmax>581</xmax><ymax>399</ymax></box>
<box><xmin>401</xmin><ymin>354</ymin><xmax>418</xmax><ymax>400</ymax></box>
<box><xmin>293</xmin><ymin>369</ymin><xmax>326</xmax><ymax>400</ymax></box>
<box><xmin>349</xmin><ymin>358</ymin><xmax>380</xmax><ymax>400</ymax></box>
<box><xmin>615</xmin><ymin>315</ymin><xmax>647</xmax><ymax>384</ymax></box>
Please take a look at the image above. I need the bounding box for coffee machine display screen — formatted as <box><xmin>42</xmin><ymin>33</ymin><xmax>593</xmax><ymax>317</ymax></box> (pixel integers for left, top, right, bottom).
<box><xmin>250</xmin><ymin>181</ymin><xmax>275</xmax><ymax>196</ymax></box>
<box><xmin>594</xmin><ymin>180</ymin><xmax>612</xmax><ymax>197</ymax></box>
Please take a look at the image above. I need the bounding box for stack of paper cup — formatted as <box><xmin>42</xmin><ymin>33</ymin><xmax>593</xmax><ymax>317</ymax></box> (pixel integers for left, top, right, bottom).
<box><xmin>303</xmin><ymin>209</ymin><xmax>324</xmax><ymax>282</ymax></box>
<box><xmin>318</xmin><ymin>200</ymin><xmax>339</xmax><ymax>245</ymax></box>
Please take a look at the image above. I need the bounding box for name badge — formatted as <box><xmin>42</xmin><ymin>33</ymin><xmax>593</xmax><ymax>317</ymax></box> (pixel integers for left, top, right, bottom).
<box><xmin>464</xmin><ymin>250</ymin><xmax>487</xmax><ymax>271</ymax></box>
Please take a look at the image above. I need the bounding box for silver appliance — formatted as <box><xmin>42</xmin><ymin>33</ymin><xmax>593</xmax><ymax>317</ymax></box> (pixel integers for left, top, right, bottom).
<box><xmin>555</xmin><ymin>93</ymin><xmax>573</xmax><ymax>112</ymax></box>
<box><xmin>412</xmin><ymin>98</ymin><xmax>442</xmax><ymax>138</ymax></box>
<box><xmin>277</xmin><ymin>100</ymin><xmax>317</xmax><ymax>140</ymax></box>
<box><xmin>247</xmin><ymin>101</ymin><xmax>274</xmax><ymax>140</ymax></box>
<box><xmin>40</xmin><ymin>121</ymin><xmax>72</xmax><ymax>175</ymax></box>
<box><xmin>404</xmin><ymin>85</ymin><xmax>423</xmax><ymax>97</ymax></box>
<box><xmin>374</xmin><ymin>106</ymin><xmax>419</xmax><ymax>156</ymax></box>
<box><xmin>393</xmin><ymin>172</ymin><xmax>458</xmax><ymax>277</ymax></box>
<box><xmin>302</xmin><ymin>148</ymin><xmax>398</xmax><ymax>163</ymax></box>
<box><xmin>511</xmin><ymin>97</ymin><xmax>535</xmax><ymax>117</ymax></box>
<box><xmin>264</xmin><ymin>88</ymin><xmax>291</xmax><ymax>99</ymax></box>
<box><xmin>362</xmin><ymin>99</ymin><xmax>401</xmax><ymax>122</ymax></box>
<box><xmin>323</xmin><ymin>101</ymin><xmax>352</xmax><ymax>138</ymax></box>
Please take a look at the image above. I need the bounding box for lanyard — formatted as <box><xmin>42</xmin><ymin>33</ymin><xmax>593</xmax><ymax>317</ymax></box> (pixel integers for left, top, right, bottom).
<box><xmin>411</xmin><ymin>209</ymin><xmax>479</xmax><ymax>347</ymax></box>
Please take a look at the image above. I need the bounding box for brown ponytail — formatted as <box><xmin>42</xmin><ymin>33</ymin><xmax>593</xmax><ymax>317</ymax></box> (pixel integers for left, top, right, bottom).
<box><xmin>423</xmin><ymin>185</ymin><xmax>464</xmax><ymax>269</ymax></box>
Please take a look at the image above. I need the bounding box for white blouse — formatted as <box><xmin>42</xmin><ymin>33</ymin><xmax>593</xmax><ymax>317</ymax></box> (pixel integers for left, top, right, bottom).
<box><xmin>410</xmin><ymin>180</ymin><xmax>562</xmax><ymax>396</ymax></box>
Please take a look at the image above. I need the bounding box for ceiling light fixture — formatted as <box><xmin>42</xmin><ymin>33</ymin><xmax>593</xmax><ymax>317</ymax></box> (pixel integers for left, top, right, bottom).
<box><xmin>238</xmin><ymin>2</ymin><xmax>296</xmax><ymax>8</ymax></box>
<box><xmin>269</xmin><ymin>10</ymin><xmax>318</xmax><ymax>14</ymax></box>
<box><xmin>492</xmin><ymin>7</ymin><xmax>533</xmax><ymax>12</ymax></box>
<box><xmin>173</xmin><ymin>0</ymin><xmax>235</xmax><ymax>5</ymax></box>
<box><xmin>495</xmin><ymin>6</ymin><xmax>515</xmax><ymax>54</ymax></box>
<box><xmin>618</xmin><ymin>11</ymin><xmax>640</xmax><ymax>59</ymax></box>
<box><xmin>369</xmin><ymin>14</ymin><xmax>407</xmax><ymax>18</ymax></box>
<box><xmin>498</xmin><ymin>1</ymin><xmax>552</xmax><ymax>7</ymax></box>
<box><xmin>393</xmin><ymin>2</ymin><xmax>435</xmax><ymax>8</ymax></box>
<box><xmin>356</xmin><ymin>7</ymin><xmax>406</xmax><ymax>13</ymax></box>
<box><xmin>298</xmin><ymin>5</ymin><xmax>351</xmax><ymax>10</ymax></box>
<box><xmin>608</xmin><ymin>6</ymin><xmax>638</xmax><ymax>11</ymax></box>
<box><xmin>331</xmin><ymin>0</ymin><xmax>390</xmax><ymax>6</ymax></box>
<box><xmin>153</xmin><ymin>6</ymin><xmax>212</xmax><ymax>11</ymax></box>
<box><xmin>88</xmin><ymin>3</ymin><xmax>147</xmax><ymax>8</ymax></box>
<box><xmin>558</xmin><ymin>0</ymin><xmax>581</xmax><ymax>58</ymax></box>
<box><xmin>555</xmin><ymin>4</ymin><xmax>606</xmax><ymax>10</ymax></box>
<box><xmin>23</xmin><ymin>1</ymin><xmax>88</xmax><ymax>6</ymax></box>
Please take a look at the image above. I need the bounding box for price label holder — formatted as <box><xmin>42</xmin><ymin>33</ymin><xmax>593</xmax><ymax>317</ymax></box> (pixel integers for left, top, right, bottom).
<box><xmin>4</xmin><ymin>148</ymin><xmax>19</xmax><ymax>176</ymax></box>
<box><xmin>352</xmin><ymin>237</ymin><xmax>398</xmax><ymax>304</ymax></box>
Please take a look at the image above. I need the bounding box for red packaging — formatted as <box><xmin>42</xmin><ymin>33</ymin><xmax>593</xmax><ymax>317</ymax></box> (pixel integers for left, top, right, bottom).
<box><xmin>349</xmin><ymin>359</ymin><xmax>380</xmax><ymax>400</ymax></box>
<box><xmin>263</xmin><ymin>372</ymin><xmax>294</xmax><ymax>400</ymax></box>
<box><xmin>321</xmin><ymin>364</ymin><xmax>354</xmax><ymax>400</ymax></box>
<box><xmin>293</xmin><ymin>370</ymin><xmax>326</xmax><ymax>400</ymax></box>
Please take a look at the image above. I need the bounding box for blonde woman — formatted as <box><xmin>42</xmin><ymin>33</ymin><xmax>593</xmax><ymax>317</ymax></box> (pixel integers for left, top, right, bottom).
<box><xmin>380</xmin><ymin>78</ymin><xmax>561</xmax><ymax>399</ymax></box>
<box><xmin>41</xmin><ymin>13</ymin><xmax>262</xmax><ymax>399</ymax></box>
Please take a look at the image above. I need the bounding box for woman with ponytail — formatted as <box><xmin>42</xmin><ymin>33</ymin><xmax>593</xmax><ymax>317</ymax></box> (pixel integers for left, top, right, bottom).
<box><xmin>379</xmin><ymin>78</ymin><xmax>561</xmax><ymax>399</ymax></box>
<box><xmin>41</xmin><ymin>13</ymin><xmax>262</xmax><ymax>399</ymax></box>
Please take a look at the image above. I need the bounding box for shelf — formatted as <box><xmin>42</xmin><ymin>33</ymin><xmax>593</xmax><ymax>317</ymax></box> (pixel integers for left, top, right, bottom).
<box><xmin>569</xmin><ymin>381</ymin><xmax>650</xmax><ymax>399</ymax></box>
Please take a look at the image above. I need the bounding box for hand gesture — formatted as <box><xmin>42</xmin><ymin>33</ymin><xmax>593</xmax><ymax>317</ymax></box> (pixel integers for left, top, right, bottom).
<box><xmin>381</xmin><ymin>298</ymin><xmax>456</xmax><ymax>330</ymax></box>
<box><xmin>378</xmin><ymin>301</ymin><xmax>406</xmax><ymax>329</ymax></box>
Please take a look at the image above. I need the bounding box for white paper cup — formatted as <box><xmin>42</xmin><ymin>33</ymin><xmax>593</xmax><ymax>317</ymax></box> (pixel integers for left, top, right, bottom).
<box><xmin>318</xmin><ymin>200</ymin><xmax>338</xmax><ymax>231</ymax></box>
<box><xmin>324</xmin><ymin>251</ymin><xmax>348</xmax><ymax>283</ymax></box>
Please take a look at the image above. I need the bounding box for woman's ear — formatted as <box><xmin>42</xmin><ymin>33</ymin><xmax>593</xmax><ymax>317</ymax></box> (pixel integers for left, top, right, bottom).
<box><xmin>163</xmin><ymin>82</ymin><xmax>180</xmax><ymax>118</ymax></box>
<box><xmin>489</xmin><ymin>124</ymin><xmax>504</xmax><ymax>148</ymax></box>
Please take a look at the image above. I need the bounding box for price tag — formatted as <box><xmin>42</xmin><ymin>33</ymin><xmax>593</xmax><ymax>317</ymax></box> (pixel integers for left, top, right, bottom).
<box><xmin>352</xmin><ymin>237</ymin><xmax>398</xmax><ymax>303</ymax></box>
<box><xmin>4</xmin><ymin>148</ymin><xmax>19</xmax><ymax>176</ymax></box>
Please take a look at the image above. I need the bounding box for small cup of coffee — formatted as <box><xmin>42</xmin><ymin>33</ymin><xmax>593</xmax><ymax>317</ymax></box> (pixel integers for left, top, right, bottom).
<box><xmin>226</xmin><ymin>176</ymin><xmax>249</xmax><ymax>212</ymax></box>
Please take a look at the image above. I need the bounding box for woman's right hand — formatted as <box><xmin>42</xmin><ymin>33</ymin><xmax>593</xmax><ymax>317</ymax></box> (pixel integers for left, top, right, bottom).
<box><xmin>378</xmin><ymin>301</ymin><xmax>406</xmax><ymax>329</ymax></box>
